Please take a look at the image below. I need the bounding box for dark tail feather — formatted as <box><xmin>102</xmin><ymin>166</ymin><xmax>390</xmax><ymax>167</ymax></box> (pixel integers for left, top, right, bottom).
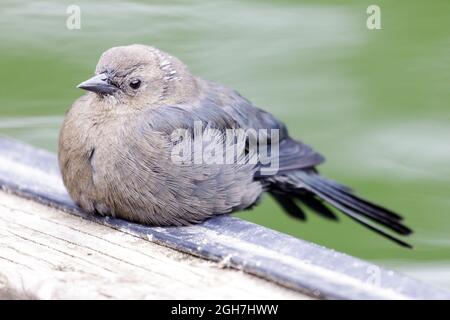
<box><xmin>271</xmin><ymin>193</ymin><xmax>306</xmax><ymax>221</ymax></box>
<box><xmin>315</xmin><ymin>175</ymin><xmax>403</xmax><ymax>221</ymax></box>
<box><xmin>299</xmin><ymin>173</ymin><xmax>411</xmax><ymax>235</ymax></box>
<box><xmin>297</xmin><ymin>193</ymin><xmax>338</xmax><ymax>220</ymax></box>
<box><xmin>294</xmin><ymin>172</ymin><xmax>413</xmax><ymax>248</ymax></box>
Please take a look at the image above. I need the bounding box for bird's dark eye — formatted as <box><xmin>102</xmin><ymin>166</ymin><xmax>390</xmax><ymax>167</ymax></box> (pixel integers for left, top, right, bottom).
<box><xmin>129</xmin><ymin>79</ymin><xmax>141</xmax><ymax>90</ymax></box>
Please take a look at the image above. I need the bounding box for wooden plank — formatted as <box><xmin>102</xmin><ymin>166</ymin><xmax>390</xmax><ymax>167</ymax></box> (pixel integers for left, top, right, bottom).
<box><xmin>0</xmin><ymin>190</ymin><xmax>305</xmax><ymax>299</ymax></box>
<box><xmin>0</xmin><ymin>137</ymin><xmax>449</xmax><ymax>299</ymax></box>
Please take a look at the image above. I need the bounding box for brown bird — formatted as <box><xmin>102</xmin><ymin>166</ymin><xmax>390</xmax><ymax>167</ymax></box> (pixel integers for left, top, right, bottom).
<box><xmin>59</xmin><ymin>44</ymin><xmax>412</xmax><ymax>247</ymax></box>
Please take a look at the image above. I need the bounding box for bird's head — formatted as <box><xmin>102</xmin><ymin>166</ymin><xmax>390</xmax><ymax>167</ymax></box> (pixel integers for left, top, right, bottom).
<box><xmin>77</xmin><ymin>44</ymin><xmax>198</xmax><ymax>108</ymax></box>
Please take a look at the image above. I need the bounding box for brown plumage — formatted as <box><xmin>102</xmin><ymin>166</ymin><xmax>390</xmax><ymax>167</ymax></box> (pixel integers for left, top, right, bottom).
<box><xmin>59</xmin><ymin>44</ymin><xmax>413</xmax><ymax>247</ymax></box>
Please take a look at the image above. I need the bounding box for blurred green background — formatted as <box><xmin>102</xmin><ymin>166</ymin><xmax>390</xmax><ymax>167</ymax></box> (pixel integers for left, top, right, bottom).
<box><xmin>1</xmin><ymin>0</ymin><xmax>449</xmax><ymax>287</ymax></box>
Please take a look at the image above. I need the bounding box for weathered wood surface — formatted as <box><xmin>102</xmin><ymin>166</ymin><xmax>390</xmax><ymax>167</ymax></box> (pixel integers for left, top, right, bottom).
<box><xmin>0</xmin><ymin>191</ymin><xmax>305</xmax><ymax>299</ymax></box>
<box><xmin>0</xmin><ymin>137</ymin><xmax>449</xmax><ymax>300</ymax></box>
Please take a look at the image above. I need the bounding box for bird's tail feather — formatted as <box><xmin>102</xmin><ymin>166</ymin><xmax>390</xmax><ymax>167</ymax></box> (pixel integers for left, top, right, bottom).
<box><xmin>274</xmin><ymin>171</ymin><xmax>413</xmax><ymax>248</ymax></box>
<box><xmin>271</xmin><ymin>193</ymin><xmax>306</xmax><ymax>220</ymax></box>
<box><xmin>271</xmin><ymin>192</ymin><xmax>338</xmax><ymax>221</ymax></box>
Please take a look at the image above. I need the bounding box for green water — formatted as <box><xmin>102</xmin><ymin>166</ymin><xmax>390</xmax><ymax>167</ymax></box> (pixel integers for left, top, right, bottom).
<box><xmin>1</xmin><ymin>0</ymin><xmax>449</xmax><ymax>287</ymax></box>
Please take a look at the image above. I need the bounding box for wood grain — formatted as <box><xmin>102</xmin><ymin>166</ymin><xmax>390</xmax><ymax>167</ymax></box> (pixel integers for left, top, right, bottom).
<box><xmin>0</xmin><ymin>190</ymin><xmax>307</xmax><ymax>299</ymax></box>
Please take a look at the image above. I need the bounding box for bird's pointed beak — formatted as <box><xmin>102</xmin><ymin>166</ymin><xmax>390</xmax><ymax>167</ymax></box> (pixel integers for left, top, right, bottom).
<box><xmin>77</xmin><ymin>73</ymin><xmax>118</xmax><ymax>95</ymax></box>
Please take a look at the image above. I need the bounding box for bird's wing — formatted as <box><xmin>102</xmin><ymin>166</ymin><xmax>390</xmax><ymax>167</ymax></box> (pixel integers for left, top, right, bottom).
<box><xmin>202</xmin><ymin>81</ymin><xmax>326</xmax><ymax>172</ymax></box>
<box><xmin>142</xmin><ymin>79</ymin><xmax>324</xmax><ymax>173</ymax></box>
<box><xmin>134</xmin><ymin>103</ymin><xmax>263</xmax><ymax>221</ymax></box>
